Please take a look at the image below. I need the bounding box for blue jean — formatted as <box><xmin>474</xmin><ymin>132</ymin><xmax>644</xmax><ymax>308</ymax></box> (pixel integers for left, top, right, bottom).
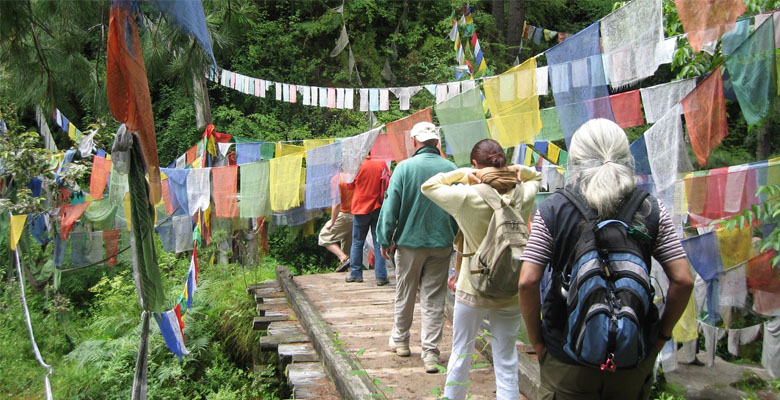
<box><xmin>349</xmin><ymin>209</ymin><xmax>387</xmax><ymax>280</ymax></box>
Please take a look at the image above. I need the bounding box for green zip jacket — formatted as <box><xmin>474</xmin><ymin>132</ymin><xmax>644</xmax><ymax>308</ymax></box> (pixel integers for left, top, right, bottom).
<box><xmin>376</xmin><ymin>146</ymin><xmax>459</xmax><ymax>249</ymax></box>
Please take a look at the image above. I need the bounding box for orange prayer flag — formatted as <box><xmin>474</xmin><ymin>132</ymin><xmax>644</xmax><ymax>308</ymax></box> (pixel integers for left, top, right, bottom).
<box><xmin>610</xmin><ymin>90</ymin><xmax>644</xmax><ymax>129</ymax></box>
<box><xmin>681</xmin><ymin>66</ymin><xmax>728</xmax><ymax>166</ymax></box>
<box><xmin>212</xmin><ymin>166</ymin><xmax>239</xmax><ymax>218</ymax></box>
<box><xmin>103</xmin><ymin>229</ymin><xmax>121</xmax><ymax>266</ymax></box>
<box><xmin>674</xmin><ymin>0</ymin><xmax>746</xmax><ymax>53</ymax></box>
<box><xmin>386</xmin><ymin>108</ymin><xmax>435</xmax><ymax>161</ymax></box>
<box><xmin>90</xmin><ymin>156</ymin><xmax>112</xmax><ymax>199</ymax></box>
<box><xmin>106</xmin><ymin>4</ymin><xmax>161</xmax><ymax>204</ymax></box>
<box><xmin>59</xmin><ymin>202</ymin><xmax>91</xmax><ymax>240</ymax></box>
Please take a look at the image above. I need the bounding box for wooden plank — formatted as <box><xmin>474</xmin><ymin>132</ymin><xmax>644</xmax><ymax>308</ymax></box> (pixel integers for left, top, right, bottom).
<box><xmin>268</xmin><ymin>321</ymin><xmax>304</xmax><ymax>336</ymax></box>
<box><xmin>262</xmin><ymin>297</ymin><xmax>288</xmax><ymax>305</ymax></box>
<box><xmin>258</xmin><ymin>333</ymin><xmax>309</xmax><ymax>350</ymax></box>
<box><xmin>255</xmin><ymin>291</ymin><xmax>286</xmax><ymax>302</ymax></box>
<box><xmin>279</xmin><ymin>343</ymin><xmax>320</xmax><ymax>364</ymax></box>
<box><xmin>253</xmin><ymin>315</ymin><xmax>291</xmax><ymax>330</ymax></box>
<box><xmin>247</xmin><ymin>281</ymin><xmax>279</xmax><ymax>294</ymax></box>
<box><xmin>256</xmin><ymin>302</ymin><xmax>290</xmax><ymax>316</ymax></box>
<box><xmin>276</xmin><ymin>265</ymin><xmax>379</xmax><ymax>399</ymax></box>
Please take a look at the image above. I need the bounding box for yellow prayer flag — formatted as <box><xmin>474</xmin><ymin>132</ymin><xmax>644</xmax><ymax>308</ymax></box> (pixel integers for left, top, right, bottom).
<box><xmin>672</xmin><ymin>292</ymin><xmax>698</xmax><ymax>342</ymax></box>
<box><xmin>9</xmin><ymin>214</ymin><xmax>27</xmax><ymax>251</ymax></box>
<box><xmin>270</xmin><ymin>153</ymin><xmax>304</xmax><ymax>211</ymax></box>
<box><xmin>716</xmin><ymin>226</ymin><xmax>753</xmax><ymax>270</ymax></box>
<box><xmin>548</xmin><ymin>142</ymin><xmax>561</xmax><ymax>164</ymax></box>
<box><xmin>523</xmin><ymin>146</ymin><xmax>534</xmax><ymax>166</ymax></box>
<box><xmin>192</xmin><ymin>157</ymin><xmax>201</xmax><ymax>168</ymax></box>
<box><xmin>303</xmin><ymin>139</ymin><xmax>334</xmax><ymax>152</ymax></box>
<box><xmin>123</xmin><ymin>193</ymin><xmax>132</xmax><ymax>231</ymax></box>
<box><xmin>68</xmin><ymin>123</ymin><xmax>78</xmax><ymax>141</ymax></box>
<box><xmin>276</xmin><ymin>143</ymin><xmax>305</xmax><ymax>158</ymax></box>
<box><xmin>483</xmin><ymin>58</ymin><xmax>542</xmax><ymax>148</ymax></box>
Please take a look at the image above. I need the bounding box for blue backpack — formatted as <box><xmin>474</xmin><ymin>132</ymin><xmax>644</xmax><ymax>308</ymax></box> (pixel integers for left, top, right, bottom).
<box><xmin>558</xmin><ymin>189</ymin><xmax>659</xmax><ymax>371</ymax></box>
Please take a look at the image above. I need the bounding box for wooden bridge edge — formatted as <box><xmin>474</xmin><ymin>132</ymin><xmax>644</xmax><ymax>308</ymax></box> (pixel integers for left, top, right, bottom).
<box><xmin>276</xmin><ymin>265</ymin><xmax>379</xmax><ymax>400</ymax></box>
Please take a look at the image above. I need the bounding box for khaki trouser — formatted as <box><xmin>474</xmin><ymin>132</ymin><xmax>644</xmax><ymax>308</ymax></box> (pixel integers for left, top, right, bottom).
<box><xmin>390</xmin><ymin>245</ymin><xmax>451</xmax><ymax>362</ymax></box>
<box><xmin>538</xmin><ymin>347</ymin><xmax>659</xmax><ymax>400</ymax></box>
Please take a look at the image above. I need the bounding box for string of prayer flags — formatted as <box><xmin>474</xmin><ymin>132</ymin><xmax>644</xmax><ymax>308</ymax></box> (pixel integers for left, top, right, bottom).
<box><xmin>270</xmin><ymin>153</ymin><xmax>304</xmax><ymax>211</ymax></box>
<box><xmin>482</xmin><ymin>57</ymin><xmax>542</xmax><ymax>148</ymax></box>
<box><xmin>724</xmin><ymin>164</ymin><xmax>759</xmax><ymax>214</ymax></box>
<box><xmin>639</xmin><ymin>78</ymin><xmax>697</xmax><ymax>124</ymax></box>
<box><xmin>9</xmin><ymin>214</ymin><xmax>27</xmax><ymax>251</ymax></box>
<box><xmin>186</xmin><ymin>169</ymin><xmax>210</xmax><ymax>216</ymax></box>
<box><xmin>716</xmin><ymin>226</ymin><xmax>753</xmax><ymax>270</ymax></box>
<box><xmin>681</xmin><ymin>231</ymin><xmax>724</xmax><ymax>281</ymax></box>
<box><xmin>103</xmin><ymin>229</ymin><xmax>120</xmax><ymax>266</ymax></box>
<box><xmin>600</xmin><ymin>0</ymin><xmax>664</xmax><ymax>88</ymax></box>
<box><xmin>239</xmin><ymin>161</ymin><xmax>271</xmax><ymax>218</ymax></box>
<box><xmin>673</xmin><ymin>0</ymin><xmax>746</xmax><ymax>53</ymax></box>
<box><xmin>681</xmin><ymin>66</ymin><xmax>729</xmax><ymax>166</ymax></box>
<box><xmin>305</xmin><ymin>142</ymin><xmax>342</xmax><ymax>211</ymax></box>
<box><xmin>212</xmin><ymin>166</ymin><xmax>238</xmax><ymax>218</ymax></box>
<box><xmin>390</xmin><ymin>86</ymin><xmax>423</xmax><ymax>111</ymax></box>
<box><xmin>156</xmin><ymin>305</ymin><xmax>189</xmax><ymax>360</ymax></box>
<box><xmin>609</xmin><ymin>90</ymin><xmax>644</xmax><ymax>129</ymax></box>
<box><xmin>435</xmin><ymin>88</ymin><xmax>491</xmax><ymax>167</ymax></box>
<box><xmin>90</xmin><ymin>156</ymin><xmax>112</xmax><ymax>199</ymax></box>
<box><xmin>340</xmin><ymin>126</ymin><xmax>380</xmax><ymax>183</ymax></box>
<box><xmin>546</xmin><ymin>22</ymin><xmax>613</xmax><ymax>148</ymax></box>
<box><xmin>723</xmin><ymin>16</ymin><xmax>777</xmax><ymax>126</ymax></box>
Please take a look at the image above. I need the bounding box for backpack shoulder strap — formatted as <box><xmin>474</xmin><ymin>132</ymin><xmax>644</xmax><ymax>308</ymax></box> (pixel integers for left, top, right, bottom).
<box><xmin>473</xmin><ymin>184</ymin><xmax>506</xmax><ymax>211</ymax></box>
<box><xmin>617</xmin><ymin>189</ymin><xmax>650</xmax><ymax>225</ymax></box>
<box><xmin>560</xmin><ymin>188</ymin><xmax>597</xmax><ymax>221</ymax></box>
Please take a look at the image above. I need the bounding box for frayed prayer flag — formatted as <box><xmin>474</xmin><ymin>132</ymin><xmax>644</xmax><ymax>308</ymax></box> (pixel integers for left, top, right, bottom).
<box><xmin>9</xmin><ymin>214</ymin><xmax>27</xmax><ymax>251</ymax></box>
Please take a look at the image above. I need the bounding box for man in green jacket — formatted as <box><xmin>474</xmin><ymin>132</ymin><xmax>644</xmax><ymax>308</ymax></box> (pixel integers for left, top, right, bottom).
<box><xmin>377</xmin><ymin>121</ymin><xmax>458</xmax><ymax>373</ymax></box>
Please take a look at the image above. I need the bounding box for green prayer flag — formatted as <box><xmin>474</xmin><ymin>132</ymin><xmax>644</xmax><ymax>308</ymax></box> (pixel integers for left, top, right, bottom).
<box><xmin>435</xmin><ymin>88</ymin><xmax>491</xmax><ymax>167</ymax></box>
<box><xmin>724</xmin><ymin>17</ymin><xmax>777</xmax><ymax>126</ymax></box>
<box><xmin>83</xmin><ymin>198</ymin><xmax>118</xmax><ymax>230</ymax></box>
<box><xmin>535</xmin><ymin>108</ymin><xmax>564</xmax><ymax>142</ymax></box>
<box><xmin>239</xmin><ymin>161</ymin><xmax>272</xmax><ymax>218</ymax></box>
<box><xmin>127</xmin><ymin>132</ymin><xmax>165</xmax><ymax>313</ymax></box>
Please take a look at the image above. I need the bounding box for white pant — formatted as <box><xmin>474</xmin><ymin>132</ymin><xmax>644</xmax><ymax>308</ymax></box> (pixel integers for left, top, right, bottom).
<box><xmin>444</xmin><ymin>300</ymin><xmax>522</xmax><ymax>400</ymax></box>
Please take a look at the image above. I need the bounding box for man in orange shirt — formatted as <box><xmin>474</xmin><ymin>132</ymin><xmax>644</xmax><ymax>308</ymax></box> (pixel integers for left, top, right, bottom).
<box><xmin>345</xmin><ymin>154</ymin><xmax>390</xmax><ymax>285</ymax></box>
<box><xmin>318</xmin><ymin>173</ymin><xmax>355</xmax><ymax>271</ymax></box>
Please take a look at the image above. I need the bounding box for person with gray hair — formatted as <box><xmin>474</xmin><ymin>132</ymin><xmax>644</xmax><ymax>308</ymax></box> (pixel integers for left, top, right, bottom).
<box><xmin>518</xmin><ymin>119</ymin><xmax>693</xmax><ymax>399</ymax></box>
<box><xmin>376</xmin><ymin>121</ymin><xmax>459</xmax><ymax>373</ymax></box>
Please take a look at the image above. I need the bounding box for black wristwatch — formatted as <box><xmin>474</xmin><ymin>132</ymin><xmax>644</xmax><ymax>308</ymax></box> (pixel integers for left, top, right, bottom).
<box><xmin>658</xmin><ymin>332</ymin><xmax>672</xmax><ymax>342</ymax></box>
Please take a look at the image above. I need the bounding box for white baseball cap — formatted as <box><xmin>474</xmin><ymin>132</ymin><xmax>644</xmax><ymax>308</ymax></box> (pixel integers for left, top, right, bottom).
<box><xmin>409</xmin><ymin>122</ymin><xmax>440</xmax><ymax>143</ymax></box>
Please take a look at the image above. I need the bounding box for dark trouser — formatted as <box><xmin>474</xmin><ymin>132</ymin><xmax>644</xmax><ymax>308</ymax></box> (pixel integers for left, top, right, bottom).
<box><xmin>538</xmin><ymin>348</ymin><xmax>658</xmax><ymax>400</ymax></box>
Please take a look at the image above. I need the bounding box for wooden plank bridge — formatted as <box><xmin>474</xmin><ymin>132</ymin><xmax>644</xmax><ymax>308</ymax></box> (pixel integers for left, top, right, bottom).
<box><xmin>251</xmin><ymin>265</ymin><xmax>539</xmax><ymax>400</ymax></box>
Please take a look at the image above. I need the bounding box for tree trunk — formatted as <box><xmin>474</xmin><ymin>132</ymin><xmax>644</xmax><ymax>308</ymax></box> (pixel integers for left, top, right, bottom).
<box><xmin>507</xmin><ymin>0</ymin><xmax>525</xmax><ymax>46</ymax></box>
<box><xmin>492</xmin><ymin>0</ymin><xmax>505</xmax><ymax>35</ymax></box>
<box><xmin>757</xmin><ymin>125</ymin><xmax>771</xmax><ymax>160</ymax></box>
<box><xmin>192</xmin><ymin>72</ymin><xmax>212</xmax><ymax>130</ymax></box>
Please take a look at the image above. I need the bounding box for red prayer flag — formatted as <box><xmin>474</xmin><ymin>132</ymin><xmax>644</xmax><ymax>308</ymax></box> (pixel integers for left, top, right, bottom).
<box><xmin>681</xmin><ymin>66</ymin><xmax>728</xmax><ymax>166</ymax></box>
<box><xmin>161</xmin><ymin>179</ymin><xmax>174</xmax><ymax>215</ymax></box>
<box><xmin>106</xmin><ymin>4</ymin><xmax>161</xmax><ymax>204</ymax></box>
<box><xmin>610</xmin><ymin>90</ymin><xmax>644</xmax><ymax>129</ymax></box>
<box><xmin>185</xmin><ymin>145</ymin><xmax>198</xmax><ymax>165</ymax></box>
<box><xmin>385</xmin><ymin>108</ymin><xmax>438</xmax><ymax>162</ymax></box>
<box><xmin>746</xmin><ymin>251</ymin><xmax>780</xmax><ymax>293</ymax></box>
<box><xmin>103</xmin><ymin>229</ymin><xmax>121</xmax><ymax>266</ymax></box>
<box><xmin>90</xmin><ymin>156</ymin><xmax>112</xmax><ymax>199</ymax></box>
<box><xmin>212</xmin><ymin>166</ymin><xmax>238</xmax><ymax>218</ymax></box>
<box><xmin>370</xmin><ymin>133</ymin><xmax>395</xmax><ymax>161</ymax></box>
